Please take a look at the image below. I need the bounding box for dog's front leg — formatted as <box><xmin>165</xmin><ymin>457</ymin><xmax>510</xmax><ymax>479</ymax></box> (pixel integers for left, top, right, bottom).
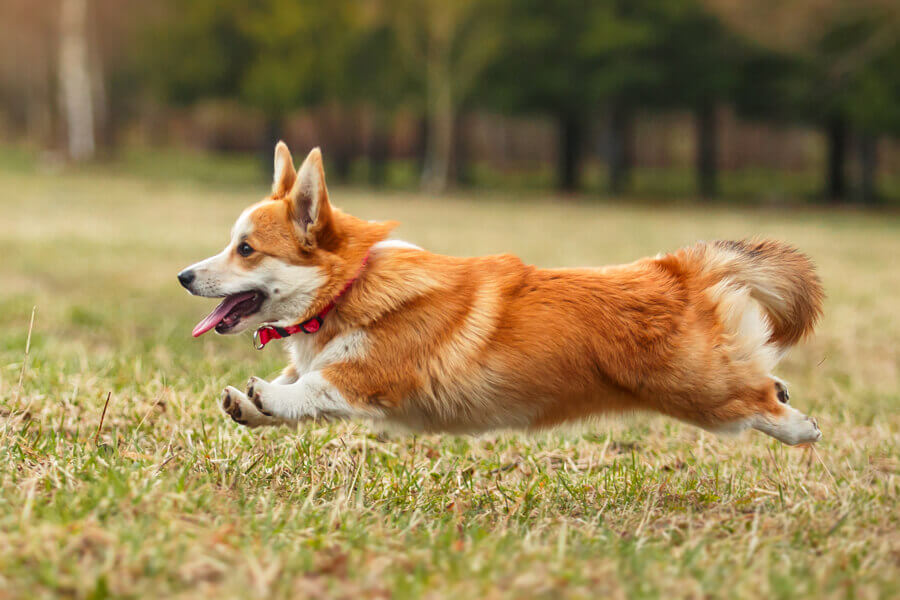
<box><xmin>242</xmin><ymin>372</ymin><xmax>360</xmax><ymax>423</ymax></box>
<box><xmin>220</xmin><ymin>366</ymin><xmax>298</xmax><ymax>428</ymax></box>
<box><xmin>221</xmin><ymin>386</ymin><xmax>290</xmax><ymax>428</ymax></box>
<box><xmin>271</xmin><ymin>364</ymin><xmax>299</xmax><ymax>385</ymax></box>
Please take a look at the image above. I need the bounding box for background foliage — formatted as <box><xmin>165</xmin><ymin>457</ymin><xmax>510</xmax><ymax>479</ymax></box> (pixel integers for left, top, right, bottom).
<box><xmin>1</xmin><ymin>0</ymin><xmax>899</xmax><ymax>201</ymax></box>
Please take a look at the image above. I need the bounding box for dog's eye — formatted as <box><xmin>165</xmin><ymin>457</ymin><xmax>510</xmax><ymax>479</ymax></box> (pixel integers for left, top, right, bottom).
<box><xmin>237</xmin><ymin>242</ymin><xmax>254</xmax><ymax>257</ymax></box>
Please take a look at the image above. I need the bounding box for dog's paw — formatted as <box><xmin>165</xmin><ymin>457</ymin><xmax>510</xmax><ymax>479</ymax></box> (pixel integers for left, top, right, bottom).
<box><xmin>246</xmin><ymin>377</ymin><xmax>274</xmax><ymax>416</ymax></box>
<box><xmin>753</xmin><ymin>405</ymin><xmax>822</xmax><ymax>446</ymax></box>
<box><xmin>799</xmin><ymin>414</ymin><xmax>822</xmax><ymax>444</ymax></box>
<box><xmin>780</xmin><ymin>413</ymin><xmax>821</xmax><ymax>445</ymax></box>
<box><xmin>221</xmin><ymin>386</ymin><xmax>274</xmax><ymax>428</ymax></box>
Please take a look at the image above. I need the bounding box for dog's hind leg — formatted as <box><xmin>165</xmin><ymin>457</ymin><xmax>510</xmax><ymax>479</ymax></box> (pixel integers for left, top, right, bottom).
<box><xmin>717</xmin><ymin>379</ymin><xmax>821</xmax><ymax>445</ymax></box>
<box><xmin>751</xmin><ymin>404</ymin><xmax>822</xmax><ymax>445</ymax></box>
<box><xmin>752</xmin><ymin>377</ymin><xmax>821</xmax><ymax>445</ymax></box>
<box><xmin>698</xmin><ymin>378</ymin><xmax>821</xmax><ymax>445</ymax></box>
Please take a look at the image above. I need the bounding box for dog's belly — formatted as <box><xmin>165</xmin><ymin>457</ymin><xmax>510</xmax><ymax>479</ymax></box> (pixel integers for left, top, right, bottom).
<box><xmin>377</xmin><ymin>360</ymin><xmax>644</xmax><ymax>434</ymax></box>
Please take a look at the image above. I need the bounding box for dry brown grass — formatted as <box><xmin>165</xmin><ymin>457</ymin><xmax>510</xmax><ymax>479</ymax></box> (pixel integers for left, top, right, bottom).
<box><xmin>0</xmin><ymin>167</ymin><xmax>898</xmax><ymax>599</ymax></box>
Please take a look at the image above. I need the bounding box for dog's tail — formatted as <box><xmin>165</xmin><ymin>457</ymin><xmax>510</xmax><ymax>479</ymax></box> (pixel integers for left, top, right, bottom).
<box><xmin>679</xmin><ymin>239</ymin><xmax>824</xmax><ymax>351</ymax></box>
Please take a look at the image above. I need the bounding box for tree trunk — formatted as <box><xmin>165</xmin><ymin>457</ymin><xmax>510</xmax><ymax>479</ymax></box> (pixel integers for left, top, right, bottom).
<box><xmin>421</xmin><ymin>43</ymin><xmax>455</xmax><ymax>194</ymax></box>
<box><xmin>415</xmin><ymin>115</ymin><xmax>429</xmax><ymax>175</ymax></box>
<box><xmin>327</xmin><ymin>105</ymin><xmax>354</xmax><ymax>183</ymax></box>
<box><xmin>421</xmin><ymin>82</ymin><xmax>454</xmax><ymax>193</ymax></box>
<box><xmin>59</xmin><ymin>0</ymin><xmax>95</xmax><ymax>161</ymax></box>
<box><xmin>608</xmin><ymin>102</ymin><xmax>633</xmax><ymax>195</ymax></box>
<box><xmin>260</xmin><ymin>116</ymin><xmax>282</xmax><ymax>180</ymax></box>
<box><xmin>25</xmin><ymin>78</ymin><xmax>54</xmax><ymax>147</ymax></box>
<box><xmin>696</xmin><ymin>101</ymin><xmax>718</xmax><ymax>199</ymax></box>
<box><xmin>90</xmin><ymin>41</ymin><xmax>109</xmax><ymax>152</ymax></box>
<box><xmin>368</xmin><ymin>118</ymin><xmax>390</xmax><ymax>187</ymax></box>
<box><xmin>858</xmin><ymin>133</ymin><xmax>879</xmax><ymax>205</ymax></box>
<box><xmin>557</xmin><ymin>112</ymin><xmax>583</xmax><ymax>192</ymax></box>
<box><xmin>452</xmin><ymin>112</ymin><xmax>472</xmax><ymax>187</ymax></box>
<box><xmin>331</xmin><ymin>151</ymin><xmax>352</xmax><ymax>183</ymax></box>
<box><xmin>825</xmin><ymin>116</ymin><xmax>847</xmax><ymax>202</ymax></box>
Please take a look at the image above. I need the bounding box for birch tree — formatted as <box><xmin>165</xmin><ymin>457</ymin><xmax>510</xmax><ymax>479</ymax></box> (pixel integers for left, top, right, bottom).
<box><xmin>59</xmin><ymin>0</ymin><xmax>96</xmax><ymax>161</ymax></box>
<box><xmin>390</xmin><ymin>0</ymin><xmax>505</xmax><ymax>193</ymax></box>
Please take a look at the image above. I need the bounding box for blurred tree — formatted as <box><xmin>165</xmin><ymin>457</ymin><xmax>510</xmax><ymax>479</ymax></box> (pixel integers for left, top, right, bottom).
<box><xmin>59</xmin><ymin>0</ymin><xmax>96</xmax><ymax>160</ymax></box>
<box><xmin>239</xmin><ymin>0</ymin><xmax>362</xmax><ymax>173</ymax></box>
<box><xmin>0</xmin><ymin>0</ymin><xmax>153</xmax><ymax>156</ymax></box>
<box><xmin>486</xmin><ymin>0</ymin><xmax>655</xmax><ymax>192</ymax></box>
<box><xmin>142</xmin><ymin>0</ymin><xmax>358</xmax><ymax>173</ymax></box>
<box><xmin>139</xmin><ymin>0</ymin><xmax>251</xmax><ymax>113</ymax></box>
<box><xmin>845</xmin><ymin>42</ymin><xmax>900</xmax><ymax>203</ymax></box>
<box><xmin>347</xmin><ymin>5</ymin><xmax>418</xmax><ymax>185</ymax></box>
<box><xmin>642</xmin><ymin>1</ymin><xmax>748</xmax><ymax>199</ymax></box>
<box><xmin>0</xmin><ymin>1</ymin><xmax>57</xmax><ymax>145</ymax></box>
<box><xmin>388</xmin><ymin>0</ymin><xmax>507</xmax><ymax>193</ymax></box>
<box><xmin>818</xmin><ymin>13</ymin><xmax>900</xmax><ymax>204</ymax></box>
<box><xmin>87</xmin><ymin>0</ymin><xmax>155</xmax><ymax>150</ymax></box>
<box><xmin>137</xmin><ymin>0</ymin><xmax>253</xmax><ymax>134</ymax></box>
<box><xmin>705</xmin><ymin>0</ymin><xmax>900</xmax><ymax>203</ymax></box>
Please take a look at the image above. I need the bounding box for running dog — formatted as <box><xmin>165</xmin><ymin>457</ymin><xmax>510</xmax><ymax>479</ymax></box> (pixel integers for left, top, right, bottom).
<box><xmin>177</xmin><ymin>142</ymin><xmax>824</xmax><ymax>445</ymax></box>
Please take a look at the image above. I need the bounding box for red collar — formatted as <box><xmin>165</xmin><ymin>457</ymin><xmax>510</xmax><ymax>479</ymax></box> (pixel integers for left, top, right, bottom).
<box><xmin>253</xmin><ymin>252</ymin><xmax>370</xmax><ymax>349</ymax></box>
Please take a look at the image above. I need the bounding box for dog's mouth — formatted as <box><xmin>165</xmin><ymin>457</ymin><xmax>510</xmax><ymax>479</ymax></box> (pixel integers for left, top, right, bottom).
<box><xmin>192</xmin><ymin>290</ymin><xmax>266</xmax><ymax>337</ymax></box>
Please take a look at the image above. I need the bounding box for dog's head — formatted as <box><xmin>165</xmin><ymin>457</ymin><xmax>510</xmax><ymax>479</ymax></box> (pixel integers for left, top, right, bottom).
<box><xmin>178</xmin><ymin>143</ymin><xmax>394</xmax><ymax>337</ymax></box>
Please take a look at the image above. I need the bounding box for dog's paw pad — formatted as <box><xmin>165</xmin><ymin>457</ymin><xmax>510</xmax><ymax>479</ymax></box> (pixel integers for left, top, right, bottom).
<box><xmin>245</xmin><ymin>378</ymin><xmax>272</xmax><ymax>416</ymax></box>
<box><xmin>790</xmin><ymin>413</ymin><xmax>823</xmax><ymax>445</ymax></box>
<box><xmin>222</xmin><ymin>387</ymin><xmax>248</xmax><ymax>425</ymax></box>
<box><xmin>808</xmin><ymin>416</ymin><xmax>822</xmax><ymax>440</ymax></box>
<box><xmin>774</xmin><ymin>380</ymin><xmax>790</xmax><ymax>404</ymax></box>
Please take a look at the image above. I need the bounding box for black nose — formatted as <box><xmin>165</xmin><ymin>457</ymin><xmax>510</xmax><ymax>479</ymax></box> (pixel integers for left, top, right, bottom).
<box><xmin>177</xmin><ymin>270</ymin><xmax>195</xmax><ymax>289</ymax></box>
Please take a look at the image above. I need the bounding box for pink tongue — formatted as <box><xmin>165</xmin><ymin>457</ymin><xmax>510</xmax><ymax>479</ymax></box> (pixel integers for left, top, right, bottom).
<box><xmin>192</xmin><ymin>292</ymin><xmax>257</xmax><ymax>337</ymax></box>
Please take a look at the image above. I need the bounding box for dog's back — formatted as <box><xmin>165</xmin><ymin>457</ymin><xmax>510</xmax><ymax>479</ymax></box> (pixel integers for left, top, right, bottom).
<box><xmin>326</xmin><ymin>240</ymin><xmax>822</xmax><ymax>444</ymax></box>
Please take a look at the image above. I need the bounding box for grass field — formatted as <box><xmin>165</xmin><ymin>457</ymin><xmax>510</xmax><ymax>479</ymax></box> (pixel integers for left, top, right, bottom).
<box><xmin>1</xmin><ymin>161</ymin><xmax>898</xmax><ymax>599</ymax></box>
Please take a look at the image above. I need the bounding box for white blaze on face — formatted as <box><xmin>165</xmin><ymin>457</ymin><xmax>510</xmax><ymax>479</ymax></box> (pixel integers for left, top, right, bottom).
<box><xmin>180</xmin><ymin>203</ymin><xmax>260</xmax><ymax>298</ymax></box>
<box><xmin>183</xmin><ymin>201</ymin><xmax>326</xmax><ymax>333</ymax></box>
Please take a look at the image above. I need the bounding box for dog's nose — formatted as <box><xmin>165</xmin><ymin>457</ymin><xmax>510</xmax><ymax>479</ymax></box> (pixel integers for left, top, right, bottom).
<box><xmin>177</xmin><ymin>270</ymin><xmax>195</xmax><ymax>289</ymax></box>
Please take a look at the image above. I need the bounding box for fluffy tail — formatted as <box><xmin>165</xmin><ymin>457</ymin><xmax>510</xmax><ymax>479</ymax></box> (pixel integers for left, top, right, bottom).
<box><xmin>684</xmin><ymin>239</ymin><xmax>824</xmax><ymax>350</ymax></box>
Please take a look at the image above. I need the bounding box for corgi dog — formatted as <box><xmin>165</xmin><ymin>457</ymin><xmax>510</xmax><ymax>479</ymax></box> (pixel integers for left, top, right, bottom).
<box><xmin>177</xmin><ymin>142</ymin><xmax>824</xmax><ymax>445</ymax></box>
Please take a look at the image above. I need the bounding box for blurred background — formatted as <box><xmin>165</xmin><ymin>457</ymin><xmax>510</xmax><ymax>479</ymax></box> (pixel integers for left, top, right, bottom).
<box><xmin>3</xmin><ymin>4</ymin><xmax>900</xmax><ymax>596</ymax></box>
<box><xmin>1</xmin><ymin>0</ymin><xmax>898</xmax><ymax>203</ymax></box>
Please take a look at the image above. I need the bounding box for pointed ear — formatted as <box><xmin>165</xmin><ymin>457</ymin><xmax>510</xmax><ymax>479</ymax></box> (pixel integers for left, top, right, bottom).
<box><xmin>289</xmin><ymin>147</ymin><xmax>332</xmax><ymax>247</ymax></box>
<box><xmin>272</xmin><ymin>141</ymin><xmax>296</xmax><ymax>196</ymax></box>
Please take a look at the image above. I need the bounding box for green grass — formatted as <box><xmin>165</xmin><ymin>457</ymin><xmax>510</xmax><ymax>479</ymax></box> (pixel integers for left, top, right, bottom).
<box><xmin>1</xmin><ymin>162</ymin><xmax>898</xmax><ymax>599</ymax></box>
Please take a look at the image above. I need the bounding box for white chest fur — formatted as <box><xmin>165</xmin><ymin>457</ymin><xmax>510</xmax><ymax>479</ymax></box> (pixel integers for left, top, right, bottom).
<box><xmin>286</xmin><ymin>328</ymin><xmax>369</xmax><ymax>376</ymax></box>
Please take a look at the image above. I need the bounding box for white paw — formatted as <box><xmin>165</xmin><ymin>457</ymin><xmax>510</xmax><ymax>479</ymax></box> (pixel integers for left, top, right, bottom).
<box><xmin>753</xmin><ymin>405</ymin><xmax>822</xmax><ymax>445</ymax></box>
<box><xmin>220</xmin><ymin>385</ymin><xmax>277</xmax><ymax>428</ymax></box>
<box><xmin>245</xmin><ymin>376</ymin><xmax>275</xmax><ymax>416</ymax></box>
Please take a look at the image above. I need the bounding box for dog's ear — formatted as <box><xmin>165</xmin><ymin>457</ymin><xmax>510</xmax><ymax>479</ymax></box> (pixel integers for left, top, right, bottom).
<box><xmin>272</xmin><ymin>141</ymin><xmax>296</xmax><ymax>197</ymax></box>
<box><xmin>289</xmin><ymin>147</ymin><xmax>333</xmax><ymax>249</ymax></box>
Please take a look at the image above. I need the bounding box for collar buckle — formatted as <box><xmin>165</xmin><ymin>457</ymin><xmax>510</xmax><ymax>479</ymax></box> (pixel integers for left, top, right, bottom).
<box><xmin>300</xmin><ymin>316</ymin><xmax>323</xmax><ymax>333</ymax></box>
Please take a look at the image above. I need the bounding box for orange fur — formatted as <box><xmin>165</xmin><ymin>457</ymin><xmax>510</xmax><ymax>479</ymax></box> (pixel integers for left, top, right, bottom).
<box><xmin>208</xmin><ymin>144</ymin><xmax>825</xmax><ymax>440</ymax></box>
<box><xmin>315</xmin><ymin>244</ymin><xmax>820</xmax><ymax>433</ymax></box>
